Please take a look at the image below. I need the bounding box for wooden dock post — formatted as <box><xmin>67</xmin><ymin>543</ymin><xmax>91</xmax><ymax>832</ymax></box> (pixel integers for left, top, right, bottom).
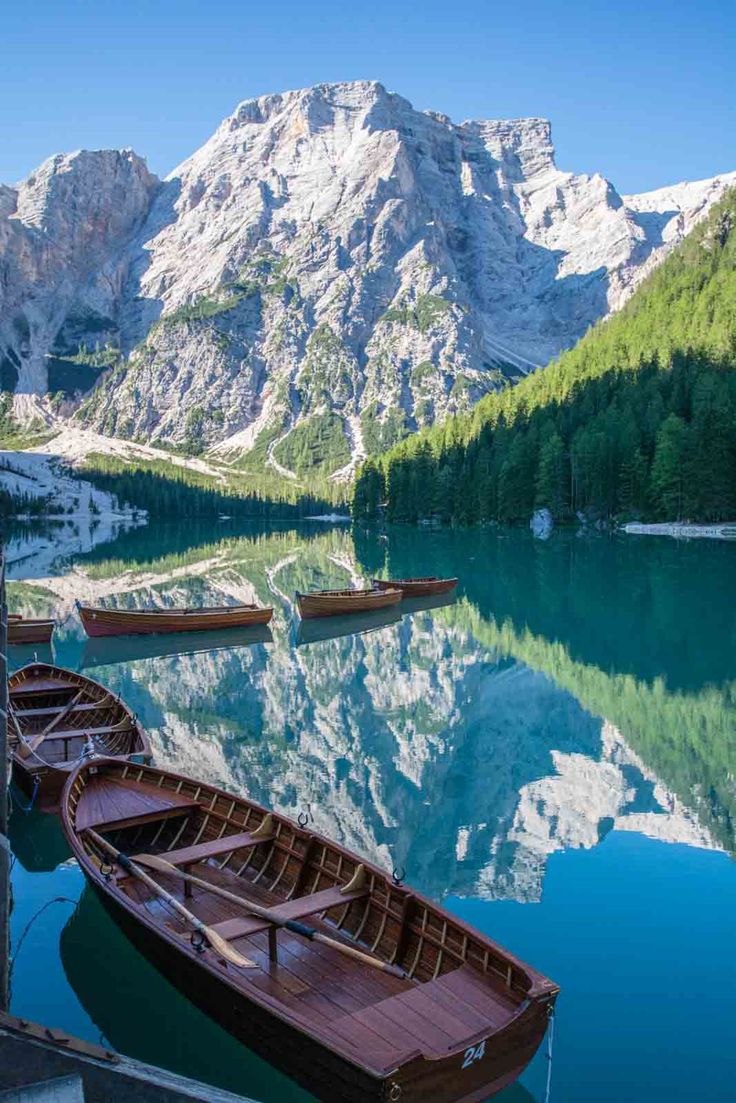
<box><xmin>0</xmin><ymin>544</ymin><xmax>9</xmax><ymax>1014</ymax></box>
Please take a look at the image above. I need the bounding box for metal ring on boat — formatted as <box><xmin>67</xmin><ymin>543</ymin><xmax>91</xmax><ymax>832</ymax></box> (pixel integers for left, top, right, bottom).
<box><xmin>100</xmin><ymin>861</ymin><xmax>114</xmax><ymax>880</ymax></box>
<box><xmin>392</xmin><ymin>867</ymin><xmax>405</xmax><ymax>887</ymax></box>
<box><xmin>190</xmin><ymin>930</ymin><xmax>206</xmax><ymax>954</ymax></box>
<box><xmin>388</xmin><ymin>1083</ymin><xmax>402</xmax><ymax>1101</ymax></box>
<box><xmin>297</xmin><ymin>812</ymin><xmax>309</xmax><ymax>828</ymax></box>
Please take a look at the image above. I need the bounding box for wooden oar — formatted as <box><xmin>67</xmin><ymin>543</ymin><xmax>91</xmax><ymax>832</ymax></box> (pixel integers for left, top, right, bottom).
<box><xmin>85</xmin><ymin>829</ymin><xmax>257</xmax><ymax>970</ymax></box>
<box><xmin>18</xmin><ymin>688</ymin><xmax>85</xmax><ymax>759</ymax></box>
<box><xmin>135</xmin><ymin>852</ymin><xmax>409</xmax><ymax>980</ymax></box>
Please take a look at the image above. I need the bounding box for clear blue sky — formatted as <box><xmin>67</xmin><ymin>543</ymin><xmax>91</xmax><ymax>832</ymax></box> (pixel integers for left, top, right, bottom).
<box><xmin>3</xmin><ymin>0</ymin><xmax>734</xmax><ymax>194</ymax></box>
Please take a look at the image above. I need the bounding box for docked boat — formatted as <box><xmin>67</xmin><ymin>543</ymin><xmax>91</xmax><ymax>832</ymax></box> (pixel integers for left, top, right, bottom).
<box><xmin>7</xmin><ymin>614</ymin><xmax>55</xmax><ymax>645</ymax></box>
<box><xmin>8</xmin><ymin>663</ymin><xmax>151</xmax><ymax>805</ymax></box>
<box><xmin>77</xmin><ymin>601</ymin><xmax>273</xmax><ymax>638</ymax></box>
<box><xmin>372</xmin><ymin>576</ymin><xmax>458</xmax><ymax>598</ymax></box>
<box><xmin>61</xmin><ymin>758</ymin><xmax>558</xmax><ymax>1103</ymax></box>
<box><xmin>296</xmin><ymin>587</ymin><xmax>402</xmax><ymax>619</ymax></box>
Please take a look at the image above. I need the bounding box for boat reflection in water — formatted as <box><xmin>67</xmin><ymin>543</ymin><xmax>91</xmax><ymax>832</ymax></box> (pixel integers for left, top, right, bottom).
<box><xmin>80</xmin><ymin>624</ymin><xmax>273</xmax><ymax>670</ymax></box>
<box><xmin>295</xmin><ymin>591</ymin><xmax>457</xmax><ymax>646</ymax></box>
<box><xmin>399</xmin><ymin>591</ymin><xmax>457</xmax><ymax>617</ymax></box>
<box><xmin>296</xmin><ymin>605</ymin><xmax>403</xmax><ymax>646</ymax></box>
<box><xmin>60</xmin><ymin>886</ymin><xmax>312</xmax><ymax>1102</ymax></box>
<box><xmin>6</xmin><ymin>641</ymin><xmax>54</xmax><ymax>671</ymax></box>
<box><xmin>7</xmin><ymin>802</ymin><xmax>72</xmax><ymax>873</ymax></box>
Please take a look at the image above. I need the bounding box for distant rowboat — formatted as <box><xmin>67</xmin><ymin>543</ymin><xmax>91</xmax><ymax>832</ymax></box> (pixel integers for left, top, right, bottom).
<box><xmin>77</xmin><ymin>602</ymin><xmax>273</xmax><ymax>638</ymax></box>
<box><xmin>7</xmin><ymin>614</ymin><xmax>55</xmax><ymax>645</ymax></box>
<box><xmin>62</xmin><ymin>758</ymin><xmax>559</xmax><ymax>1103</ymax></box>
<box><xmin>8</xmin><ymin>663</ymin><xmax>151</xmax><ymax>804</ymax></box>
<box><xmin>372</xmin><ymin>576</ymin><xmax>458</xmax><ymax>598</ymax></box>
<box><xmin>296</xmin><ymin>587</ymin><xmax>402</xmax><ymax>619</ymax></box>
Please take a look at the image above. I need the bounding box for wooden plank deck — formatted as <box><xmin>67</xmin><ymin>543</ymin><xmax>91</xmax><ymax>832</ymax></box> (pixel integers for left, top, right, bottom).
<box><xmin>76</xmin><ymin>777</ymin><xmax>199</xmax><ymax>832</ymax></box>
<box><xmin>117</xmin><ymin>855</ymin><xmax>517</xmax><ymax>1068</ymax></box>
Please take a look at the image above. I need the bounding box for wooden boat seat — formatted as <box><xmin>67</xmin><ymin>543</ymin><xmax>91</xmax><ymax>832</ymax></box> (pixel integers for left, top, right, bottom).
<box><xmin>13</xmin><ymin>701</ymin><xmax>111</xmax><ymax>718</ymax></box>
<box><xmin>11</xmin><ymin>678</ymin><xmax>74</xmax><ymax>695</ymax></box>
<box><xmin>77</xmin><ymin>776</ymin><xmax>200</xmax><ymax>832</ymax></box>
<box><xmin>149</xmin><ymin>825</ymin><xmax>277</xmax><ymax>868</ymax></box>
<box><xmin>329</xmin><ymin>966</ymin><xmax>519</xmax><ymax>1062</ymax></box>
<box><xmin>28</xmin><ymin>724</ymin><xmax>134</xmax><ymax>744</ymax></box>
<box><xmin>210</xmin><ymin>882</ymin><xmax>371</xmax><ymax>942</ymax></box>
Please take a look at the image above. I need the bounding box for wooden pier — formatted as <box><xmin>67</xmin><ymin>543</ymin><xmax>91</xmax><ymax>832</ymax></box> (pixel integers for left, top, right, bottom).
<box><xmin>0</xmin><ymin>546</ymin><xmax>259</xmax><ymax>1103</ymax></box>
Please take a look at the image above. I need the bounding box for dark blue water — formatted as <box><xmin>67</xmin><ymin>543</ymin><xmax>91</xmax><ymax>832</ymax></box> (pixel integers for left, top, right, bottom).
<box><xmin>6</xmin><ymin>521</ymin><xmax>736</xmax><ymax>1102</ymax></box>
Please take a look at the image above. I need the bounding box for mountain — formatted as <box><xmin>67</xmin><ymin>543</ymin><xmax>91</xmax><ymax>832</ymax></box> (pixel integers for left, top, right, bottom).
<box><xmin>2</xmin><ymin>81</ymin><xmax>735</xmax><ymax>484</ymax></box>
<box><xmin>353</xmin><ymin>185</ymin><xmax>736</xmax><ymax>524</ymax></box>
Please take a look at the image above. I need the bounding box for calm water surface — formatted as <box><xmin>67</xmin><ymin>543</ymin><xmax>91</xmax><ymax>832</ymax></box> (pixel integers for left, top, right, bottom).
<box><xmin>5</xmin><ymin>520</ymin><xmax>736</xmax><ymax>1102</ymax></box>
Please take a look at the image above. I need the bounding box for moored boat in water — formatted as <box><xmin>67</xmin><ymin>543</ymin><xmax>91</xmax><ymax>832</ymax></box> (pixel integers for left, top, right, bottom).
<box><xmin>77</xmin><ymin>601</ymin><xmax>274</xmax><ymax>638</ymax></box>
<box><xmin>61</xmin><ymin>758</ymin><xmax>558</xmax><ymax>1103</ymax></box>
<box><xmin>8</xmin><ymin>663</ymin><xmax>151</xmax><ymax>805</ymax></box>
<box><xmin>372</xmin><ymin>577</ymin><xmax>458</xmax><ymax>598</ymax></box>
<box><xmin>296</xmin><ymin>587</ymin><xmax>402</xmax><ymax>619</ymax></box>
<box><xmin>7</xmin><ymin>614</ymin><xmax>55</xmax><ymax>645</ymax></box>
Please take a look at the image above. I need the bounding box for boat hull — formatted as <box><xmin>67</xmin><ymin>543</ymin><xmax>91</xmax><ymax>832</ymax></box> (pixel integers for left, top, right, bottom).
<box><xmin>297</xmin><ymin>588</ymin><xmax>402</xmax><ymax>619</ymax></box>
<box><xmin>79</xmin><ymin>604</ymin><xmax>273</xmax><ymax>638</ymax></box>
<box><xmin>62</xmin><ymin>760</ymin><xmax>558</xmax><ymax>1103</ymax></box>
<box><xmin>373</xmin><ymin>578</ymin><xmax>458</xmax><ymax>598</ymax></box>
<box><xmin>90</xmin><ymin>881</ymin><xmax>553</xmax><ymax>1103</ymax></box>
<box><xmin>7</xmin><ymin>617</ymin><xmax>55</xmax><ymax>644</ymax></box>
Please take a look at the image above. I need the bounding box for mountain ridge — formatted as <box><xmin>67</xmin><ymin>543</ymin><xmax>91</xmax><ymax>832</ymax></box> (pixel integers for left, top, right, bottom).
<box><xmin>2</xmin><ymin>80</ymin><xmax>735</xmax><ymax>486</ymax></box>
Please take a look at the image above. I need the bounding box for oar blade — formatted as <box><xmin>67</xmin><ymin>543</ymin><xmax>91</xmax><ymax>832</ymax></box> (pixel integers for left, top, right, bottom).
<box><xmin>204</xmin><ymin>926</ymin><xmax>258</xmax><ymax>969</ymax></box>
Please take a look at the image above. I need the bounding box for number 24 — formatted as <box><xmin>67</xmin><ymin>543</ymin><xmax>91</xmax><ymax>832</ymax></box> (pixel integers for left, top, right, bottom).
<box><xmin>462</xmin><ymin>1040</ymin><xmax>486</xmax><ymax>1069</ymax></box>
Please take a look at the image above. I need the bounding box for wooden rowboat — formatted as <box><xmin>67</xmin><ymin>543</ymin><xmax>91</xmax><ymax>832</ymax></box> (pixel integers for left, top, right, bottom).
<box><xmin>7</xmin><ymin>614</ymin><xmax>55</xmax><ymax>645</ymax></box>
<box><xmin>296</xmin><ymin>587</ymin><xmax>402</xmax><ymax>620</ymax></box>
<box><xmin>61</xmin><ymin>759</ymin><xmax>558</xmax><ymax>1103</ymax></box>
<box><xmin>373</xmin><ymin>577</ymin><xmax>458</xmax><ymax>598</ymax></box>
<box><xmin>78</xmin><ymin>602</ymin><xmax>273</xmax><ymax>638</ymax></box>
<box><xmin>8</xmin><ymin>664</ymin><xmax>151</xmax><ymax>806</ymax></box>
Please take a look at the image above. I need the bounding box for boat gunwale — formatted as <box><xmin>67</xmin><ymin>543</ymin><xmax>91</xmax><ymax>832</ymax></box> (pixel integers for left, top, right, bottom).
<box><xmin>296</xmin><ymin>588</ymin><xmax>402</xmax><ymax>599</ymax></box>
<box><xmin>78</xmin><ymin>603</ymin><xmax>267</xmax><ymax>617</ymax></box>
<box><xmin>61</xmin><ymin>759</ymin><xmax>558</xmax><ymax>1078</ymax></box>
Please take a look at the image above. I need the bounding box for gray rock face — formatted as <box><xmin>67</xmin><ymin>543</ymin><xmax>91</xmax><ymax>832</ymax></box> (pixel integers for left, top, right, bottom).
<box><xmin>2</xmin><ymin>81</ymin><xmax>734</xmax><ymax>478</ymax></box>
<box><xmin>0</xmin><ymin>150</ymin><xmax>158</xmax><ymax>417</ymax></box>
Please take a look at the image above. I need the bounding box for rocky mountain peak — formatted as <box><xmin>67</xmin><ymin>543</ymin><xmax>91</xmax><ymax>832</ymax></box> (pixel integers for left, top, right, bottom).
<box><xmin>2</xmin><ymin>81</ymin><xmax>734</xmax><ymax>482</ymax></box>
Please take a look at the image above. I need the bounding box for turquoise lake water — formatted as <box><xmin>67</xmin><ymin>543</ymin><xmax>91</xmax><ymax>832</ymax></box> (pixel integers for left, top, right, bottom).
<box><xmin>5</xmin><ymin>520</ymin><xmax>736</xmax><ymax>1102</ymax></box>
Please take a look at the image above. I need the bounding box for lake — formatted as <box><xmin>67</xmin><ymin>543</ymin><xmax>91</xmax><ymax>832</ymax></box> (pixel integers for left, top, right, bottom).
<box><xmin>5</xmin><ymin>519</ymin><xmax>736</xmax><ymax>1102</ymax></box>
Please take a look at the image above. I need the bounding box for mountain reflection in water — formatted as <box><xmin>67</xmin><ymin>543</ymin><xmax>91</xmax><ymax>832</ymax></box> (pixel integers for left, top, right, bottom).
<box><xmin>6</xmin><ymin>519</ymin><xmax>735</xmax><ymax>1103</ymax></box>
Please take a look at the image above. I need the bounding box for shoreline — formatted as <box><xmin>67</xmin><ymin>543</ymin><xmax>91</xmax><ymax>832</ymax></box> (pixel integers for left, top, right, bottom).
<box><xmin>623</xmin><ymin>521</ymin><xmax>736</xmax><ymax>541</ymax></box>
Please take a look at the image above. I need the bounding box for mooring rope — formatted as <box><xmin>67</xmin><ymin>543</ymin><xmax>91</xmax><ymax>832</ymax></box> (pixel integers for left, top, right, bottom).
<box><xmin>544</xmin><ymin>1005</ymin><xmax>556</xmax><ymax>1103</ymax></box>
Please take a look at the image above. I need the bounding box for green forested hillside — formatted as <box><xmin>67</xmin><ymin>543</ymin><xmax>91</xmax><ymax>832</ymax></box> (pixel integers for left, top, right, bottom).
<box><xmin>353</xmin><ymin>188</ymin><xmax>736</xmax><ymax>524</ymax></box>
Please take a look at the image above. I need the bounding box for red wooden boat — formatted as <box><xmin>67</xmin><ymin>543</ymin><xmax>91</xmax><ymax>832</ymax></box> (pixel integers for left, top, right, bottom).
<box><xmin>77</xmin><ymin>601</ymin><xmax>273</xmax><ymax>638</ymax></box>
<box><xmin>7</xmin><ymin>614</ymin><xmax>55</xmax><ymax>644</ymax></box>
<box><xmin>296</xmin><ymin>588</ymin><xmax>402</xmax><ymax>619</ymax></box>
<box><xmin>373</xmin><ymin>577</ymin><xmax>458</xmax><ymax>598</ymax></box>
<box><xmin>61</xmin><ymin>759</ymin><xmax>558</xmax><ymax>1103</ymax></box>
<box><xmin>8</xmin><ymin>664</ymin><xmax>151</xmax><ymax>805</ymax></box>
